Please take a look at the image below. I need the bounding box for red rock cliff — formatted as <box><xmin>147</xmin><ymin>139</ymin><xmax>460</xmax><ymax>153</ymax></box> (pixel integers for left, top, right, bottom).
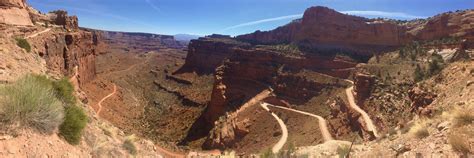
<box><xmin>237</xmin><ymin>7</ymin><xmax>474</xmax><ymax>55</ymax></box>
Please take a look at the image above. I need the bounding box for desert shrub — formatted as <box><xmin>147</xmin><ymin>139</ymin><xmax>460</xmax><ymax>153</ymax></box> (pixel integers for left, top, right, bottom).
<box><xmin>337</xmin><ymin>145</ymin><xmax>351</xmax><ymax>158</ymax></box>
<box><xmin>59</xmin><ymin>105</ymin><xmax>88</xmax><ymax>145</ymax></box>
<box><xmin>123</xmin><ymin>135</ymin><xmax>138</xmax><ymax>155</ymax></box>
<box><xmin>15</xmin><ymin>38</ymin><xmax>31</xmax><ymax>52</ymax></box>
<box><xmin>52</xmin><ymin>78</ymin><xmax>76</xmax><ymax>105</ymax></box>
<box><xmin>409</xmin><ymin>121</ymin><xmax>430</xmax><ymax>139</ymax></box>
<box><xmin>452</xmin><ymin>110</ymin><xmax>474</xmax><ymax>127</ymax></box>
<box><xmin>448</xmin><ymin>133</ymin><xmax>471</xmax><ymax>154</ymax></box>
<box><xmin>0</xmin><ymin>75</ymin><xmax>64</xmax><ymax>133</ymax></box>
<box><xmin>414</xmin><ymin>64</ymin><xmax>424</xmax><ymax>82</ymax></box>
<box><xmin>260</xmin><ymin>148</ymin><xmax>275</xmax><ymax>158</ymax></box>
<box><xmin>428</xmin><ymin>54</ymin><xmax>444</xmax><ymax>76</ymax></box>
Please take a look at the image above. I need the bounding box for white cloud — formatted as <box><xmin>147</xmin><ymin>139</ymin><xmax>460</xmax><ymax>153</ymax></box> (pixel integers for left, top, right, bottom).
<box><xmin>145</xmin><ymin>0</ymin><xmax>161</xmax><ymax>13</ymax></box>
<box><xmin>221</xmin><ymin>10</ymin><xmax>425</xmax><ymax>32</ymax></box>
<box><xmin>341</xmin><ymin>10</ymin><xmax>426</xmax><ymax>19</ymax></box>
<box><xmin>221</xmin><ymin>14</ymin><xmax>303</xmax><ymax>32</ymax></box>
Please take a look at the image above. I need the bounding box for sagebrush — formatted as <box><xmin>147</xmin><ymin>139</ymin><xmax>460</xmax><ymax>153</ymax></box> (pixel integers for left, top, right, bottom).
<box><xmin>0</xmin><ymin>75</ymin><xmax>64</xmax><ymax>133</ymax></box>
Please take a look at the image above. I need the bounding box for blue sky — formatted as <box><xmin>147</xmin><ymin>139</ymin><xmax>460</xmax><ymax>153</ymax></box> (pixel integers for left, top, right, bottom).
<box><xmin>28</xmin><ymin>0</ymin><xmax>473</xmax><ymax>36</ymax></box>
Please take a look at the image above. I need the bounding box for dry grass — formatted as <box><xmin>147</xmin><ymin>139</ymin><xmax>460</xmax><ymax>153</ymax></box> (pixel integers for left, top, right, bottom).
<box><xmin>452</xmin><ymin>109</ymin><xmax>474</xmax><ymax>127</ymax></box>
<box><xmin>408</xmin><ymin>120</ymin><xmax>430</xmax><ymax>139</ymax></box>
<box><xmin>123</xmin><ymin>135</ymin><xmax>138</xmax><ymax>155</ymax></box>
<box><xmin>448</xmin><ymin>132</ymin><xmax>471</xmax><ymax>153</ymax></box>
<box><xmin>99</xmin><ymin>122</ymin><xmax>116</xmax><ymax>138</ymax></box>
<box><xmin>0</xmin><ymin>75</ymin><xmax>64</xmax><ymax>134</ymax></box>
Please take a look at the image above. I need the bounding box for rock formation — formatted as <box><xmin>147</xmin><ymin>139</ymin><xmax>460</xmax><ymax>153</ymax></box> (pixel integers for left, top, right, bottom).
<box><xmin>237</xmin><ymin>6</ymin><xmax>407</xmax><ymax>56</ymax></box>
<box><xmin>0</xmin><ymin>0</ymin><xmax>102</xmax><ymax>86</ymax></box>
<box><xmin>0</xmin><ymin>0</ymin><xmax>33</xmax><ymax>26</ymax></box>
<box><xmin>203</xmin><ymin>116</ymin><xmax>250</xmax><ymax>149</ymax></box>
<box><xmin>179</xmin><ymin>37</ymin><xmax>356</xmax><ymax>144</ymax></box>
<box><xmin>237</xmin><ymin>7</ymin><xmax>474</xmax><ymax>55</ymax></box>
<box><xmin>48</xmin><ymin>10</ymin><xmax>79</xmax><ymax>30</ymax></box>
<box><xmin>408</xmin><ymin>86</ymin><xmax>437</xmax><ymax>116</ymax></box>
<box><xmin>353</xmin><ymin>73</ymin><xmax>376</xmax><ymax>104</ymax></box>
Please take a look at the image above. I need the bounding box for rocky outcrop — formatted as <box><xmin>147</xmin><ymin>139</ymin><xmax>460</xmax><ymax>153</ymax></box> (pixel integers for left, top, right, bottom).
<box><xmin>48</xmin><ymin>10</ymin><xmax>79</xmax><ymax>30</ymax></box>
<box><xmin>353</xmin><ymin>73</ymin><xmax>376</xmax><ymax>104</ymax></box>
<box><xmin>408</xmin><ymin>86</ymin><xmax>437</xmax><ymax>116</ymax></box>
<box><xmin>0</xmin><ymin>0</ymin><xmax>33</xmax><ymax>26</ymax></box>
<box><xmin>203</xmin><ymin>117</ymin><xmax>250</xmax><ymax>150</ymax></box>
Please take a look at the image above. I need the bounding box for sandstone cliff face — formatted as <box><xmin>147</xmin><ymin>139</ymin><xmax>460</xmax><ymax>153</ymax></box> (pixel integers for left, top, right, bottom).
<box><xmin>0</xmin><ymin>0</ymin><xmax>33</xmax><ymax>26</ymax></box>
<box><xmin>237</xmin><ymin>6</ymin><xmax>406</xmax><ymax>55</ymax></box>
<box><xmin>237</xmin><ymin>7</ymin><xmax>474</xmax><ymax>55</ymax></box>
<box><xmin>176</xmin><ymin>37</ymin><xmax>250</xmax><ymax>74</ymax></box>
<box><xmin>0</xmin><ymin>3</ymin><xmax>101</xmax><ymax>86</ymax></box>
<box><xmin>411</xmin><ymin>10</ymin><xmax>474</xmax><ymax>41</ymax></box>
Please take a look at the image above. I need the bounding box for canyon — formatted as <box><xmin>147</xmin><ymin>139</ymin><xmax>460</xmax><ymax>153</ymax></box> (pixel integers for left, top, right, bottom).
<box><xmin>0</xmin><ymin>0</ymin><xmax>473</xmax><ymax>157</ymax></box>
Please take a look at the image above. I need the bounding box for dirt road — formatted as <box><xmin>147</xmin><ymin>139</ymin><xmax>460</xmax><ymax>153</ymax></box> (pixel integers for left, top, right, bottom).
<box><xmin>345</xmin><ymin>85</ymin><xmax>379</xmax><ymax>138</ymax></box>
<box><xmin>96</xmin><ymin>84</ymin><xmax>117</xmax><ymax>117</ymax></box>
<box><xmin>265</xmin><ymin>104</ymin><xmax>334</xmax><ymax>142</ymax></box>
<box><xmin>261</xmin><ymin>103</ymin><xmax>288</xmax><ymax>154</ymax></box>
<box><xmin>26</xmin><ymin>28</ymin><xmax>51</xmax><ymax>39</ymax></box>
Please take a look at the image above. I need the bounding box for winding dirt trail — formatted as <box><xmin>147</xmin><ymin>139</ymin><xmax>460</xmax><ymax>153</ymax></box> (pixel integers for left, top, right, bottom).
<box><xmin>260</xmin><ymin>103</ymin><xmax>288</xmax><ymax>154</ymax></box>
<box><xmin>265</xmin><ymin>104</ymin><xmax>334</xmax><ymax>142</ymax></box>
<box><xmin>26</xmin><ymin>28</ymin><xmax>51</xmax><ymax>39</ymax></box>
<box><xmin>95</xmin><ymin>84</ymin><xmax>117</xmax><ymax>117</ymax></box>
<box><xmin>344</xmin><ymin>81</ymin><xmax>379</xmax><ymax>138</ymax></box>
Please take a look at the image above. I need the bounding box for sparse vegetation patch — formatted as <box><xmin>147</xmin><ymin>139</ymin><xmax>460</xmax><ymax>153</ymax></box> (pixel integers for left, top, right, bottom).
<box><xmin>409</xmin><ymin>120</ymin><xmax>430</xmax><ymax>139</ymax></box>
<box><xmin>123</xmin><ymin>135</ymin><xmax>138</xmax><ymax>155</ymax></box>
<box><xmin>15</xmin><ymin>37</ymin><xmax>31</xmax><ymax>52</ymax></box>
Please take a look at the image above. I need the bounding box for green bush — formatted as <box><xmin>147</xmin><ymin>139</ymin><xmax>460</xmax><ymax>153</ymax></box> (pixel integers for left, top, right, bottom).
<box><xmin>59</xmin><ymin>105</ymin><xmax>88</xmax><ymax>145</ymax></box>
<box><xmin>15</xmin><ymin>38</ymin><xmax>31</xmax><ymax>52</ymax></box>
<box><xmin>0</xmin><ymin>75</ymin><xmax>64</xmax><ymax>133</ymax></box>
<box><xmin>52</xmin><ymin>78</ymin><xmax>76</xmax><ymax>105</ymax></box>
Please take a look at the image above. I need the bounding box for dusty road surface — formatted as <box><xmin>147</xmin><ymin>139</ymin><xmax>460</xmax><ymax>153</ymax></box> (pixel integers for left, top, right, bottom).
<box><xmin>261</xmin><ymin>102</ymin><xmax>289</xmax><ymax>154</ymax></box>
<box><xmin>96</xmin><ymin>84</ymin><xmax>117</xmax><ymax>117</ymax></box>
<box><xmin>265</xmin><ymin>104</ymin><xmax>334</xmax><ymax>142</ymax></box>
<box><xmin>345</xmin><ymin>85</ymin><xmax>379</xmax><ymax>138</ymax></box>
